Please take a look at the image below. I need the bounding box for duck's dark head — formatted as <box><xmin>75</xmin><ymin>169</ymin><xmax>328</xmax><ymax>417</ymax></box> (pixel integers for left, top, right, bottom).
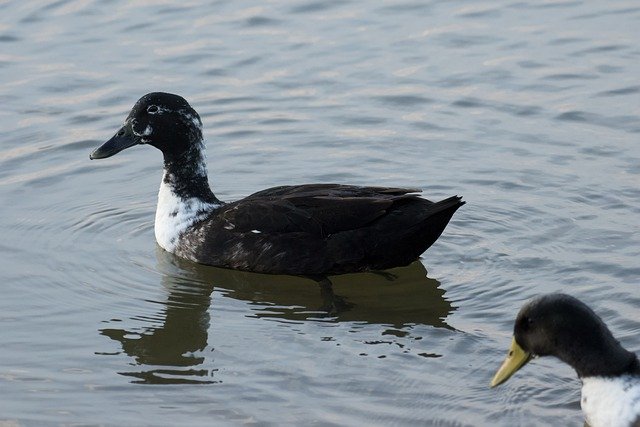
<box><xmin>491</xmin><ymin>293</ymin><xmax>638</xmax><ymax>387</ymax></box>
<box><xmin>90</xmin><ymin>92</ymin><xmax>203</xmax><ymax>161</ymax></box>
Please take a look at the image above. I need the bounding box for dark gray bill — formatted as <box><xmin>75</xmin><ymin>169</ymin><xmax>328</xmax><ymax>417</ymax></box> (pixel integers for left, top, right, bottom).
<box><xmin>90</xmin><ymin>126</ymin><xmax>139</xmax><ymax>160</ymax></box>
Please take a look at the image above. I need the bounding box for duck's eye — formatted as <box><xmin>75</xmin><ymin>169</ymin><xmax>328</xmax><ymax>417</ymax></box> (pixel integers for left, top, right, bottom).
<box><xmin>147</xmin><ymin>105</ymin><xmax>159</xmax><ymax>114</ymax></box>
<box><xmin>519</xmin><ymin>316</ymin><xmax>533</xmax><ymax>331</ymax></box>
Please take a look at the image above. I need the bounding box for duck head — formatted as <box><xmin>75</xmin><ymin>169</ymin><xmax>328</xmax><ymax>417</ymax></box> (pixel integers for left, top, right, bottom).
<box><xmin>491</xmin><ymin>293</ymin><xmax>637</xmax><ymax>387</ymax></box>
<box><xmin>90</xmin><ymin>92</ymin><xmax>203</xmax><ymax>161</ymax></box>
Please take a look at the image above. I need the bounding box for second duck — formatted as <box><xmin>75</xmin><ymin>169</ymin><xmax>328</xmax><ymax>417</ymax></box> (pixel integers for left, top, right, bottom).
<box><xmin>90</xmin><ymin>92</ymin><xmax>464</xmax><ymax>276</ymax></box>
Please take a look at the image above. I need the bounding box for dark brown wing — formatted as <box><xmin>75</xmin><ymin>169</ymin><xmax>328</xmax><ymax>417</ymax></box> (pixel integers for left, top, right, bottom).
<box><xmin>220</xmin><ymin>184</ymin><xmax>425</xmax><ymax>237</ymax></box>
<box><xmin>244</xmin><ymin>183</ymin><xmax>422</xmax><ymax>199</ymax></box>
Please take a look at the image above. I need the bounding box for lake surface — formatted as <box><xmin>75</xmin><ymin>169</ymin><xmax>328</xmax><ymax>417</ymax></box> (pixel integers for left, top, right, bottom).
<box><xmin>1</xmin><ymin>0</ymin><xmax>639</xmax><ymax>425</ymax></box>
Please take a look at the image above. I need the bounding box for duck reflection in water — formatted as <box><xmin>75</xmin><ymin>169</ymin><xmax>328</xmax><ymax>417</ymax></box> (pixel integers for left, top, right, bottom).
<box><xmin>99</xmin><ymin>247</ymin><xmax>455</xmax><ymax>384</ymax></box>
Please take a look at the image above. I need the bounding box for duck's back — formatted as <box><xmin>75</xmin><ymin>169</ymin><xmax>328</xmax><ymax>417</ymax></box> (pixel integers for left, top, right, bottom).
<box><xmin>174</xmin><ymin>184</ymin><xmax>464</xmax><ymax>275</ymax></box>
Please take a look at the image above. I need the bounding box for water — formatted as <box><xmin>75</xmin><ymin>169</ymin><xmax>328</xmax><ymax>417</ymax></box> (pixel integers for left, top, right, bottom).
<box><xmin>1</xmin><ymin>0</ymin><xmax>639</xmax><ymax>425</ymax></box>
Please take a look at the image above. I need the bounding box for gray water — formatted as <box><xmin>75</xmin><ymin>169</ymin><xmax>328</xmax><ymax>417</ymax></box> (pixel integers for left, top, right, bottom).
<box><xmin>1</xmin><ymin>0</ymin><xmax>639</xmax><ymax>425</ymax></box>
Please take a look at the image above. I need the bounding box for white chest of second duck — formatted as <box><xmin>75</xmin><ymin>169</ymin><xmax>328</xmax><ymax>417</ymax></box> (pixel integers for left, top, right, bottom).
<box><xmin>581</xmin><ymin>376</ymin><xmax>640</xmax><ymax>427</ymax></box>
<box><xmin>154</xmin><ymin>178</ymin><xmax>218</xmax><ymax>253</ymax></box>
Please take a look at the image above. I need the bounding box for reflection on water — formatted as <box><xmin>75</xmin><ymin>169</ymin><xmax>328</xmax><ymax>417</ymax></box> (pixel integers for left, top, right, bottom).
<box><xmin>100</xmin><ymin>247</ymin><xmax>453</xmax><ymax>384</ymax></box>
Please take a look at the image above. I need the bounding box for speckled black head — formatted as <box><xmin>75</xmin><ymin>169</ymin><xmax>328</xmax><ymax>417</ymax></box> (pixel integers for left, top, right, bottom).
<box><xmin>90</xmin><ymin>92</ymin><xmax>203</xmax><ymax>161</ymax></box>
<box><xmin>514</xmin><ymin>293</ymin><xmax>639</xmax><ymax>378</ymax></box>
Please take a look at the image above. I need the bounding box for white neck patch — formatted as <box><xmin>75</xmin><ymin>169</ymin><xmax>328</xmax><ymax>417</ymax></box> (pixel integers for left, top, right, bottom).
<box><xmin>154</xmin><ymin>172</ymin><xmax>220</xmax><ymax>253</ymax></box>
<box><xmin>581</xmin><ymin>375</ymin><xmax>640</xmax><ymax>427</ymax></box>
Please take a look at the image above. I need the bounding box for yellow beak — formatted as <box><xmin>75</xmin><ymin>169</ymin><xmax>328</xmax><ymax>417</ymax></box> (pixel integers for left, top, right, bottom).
<box><xmin>490</xmin><ymin>337</ymin><xmax>532</xmax><ymax>387</ymax></box>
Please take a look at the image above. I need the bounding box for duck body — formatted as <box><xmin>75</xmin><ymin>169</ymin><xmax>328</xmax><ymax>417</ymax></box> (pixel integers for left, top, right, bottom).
<box><xmin>160</xmin><ymin>181</ymin><xmax>463</xmax><ymax>275</ymax></box>
<box><xmin>492</xmin><ymin>294</ymin><xmax>640</xmax><ymax>427</ymax></box>
<box><xmin>90</xmin><ymin>92</ymin><xmax>464</xmax><ymax>275</ymax></box>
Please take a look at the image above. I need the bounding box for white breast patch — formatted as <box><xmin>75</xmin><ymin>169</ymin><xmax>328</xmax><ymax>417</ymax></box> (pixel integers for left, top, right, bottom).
<box><xmin>581</xmin><ymin>376</ymin><xmax>640</xmax><ymax>427</ymax></box>
<box><xmin>154</xmin><ymin>178</ymin><xmax>219</xmax><ymax>253</ymax></box>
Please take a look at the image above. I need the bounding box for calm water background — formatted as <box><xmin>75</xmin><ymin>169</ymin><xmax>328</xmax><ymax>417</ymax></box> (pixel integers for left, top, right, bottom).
<box><xmin>1</xmin><ymin>0</ymin><xmax>639</xmax><ymax>425</ymax></box>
